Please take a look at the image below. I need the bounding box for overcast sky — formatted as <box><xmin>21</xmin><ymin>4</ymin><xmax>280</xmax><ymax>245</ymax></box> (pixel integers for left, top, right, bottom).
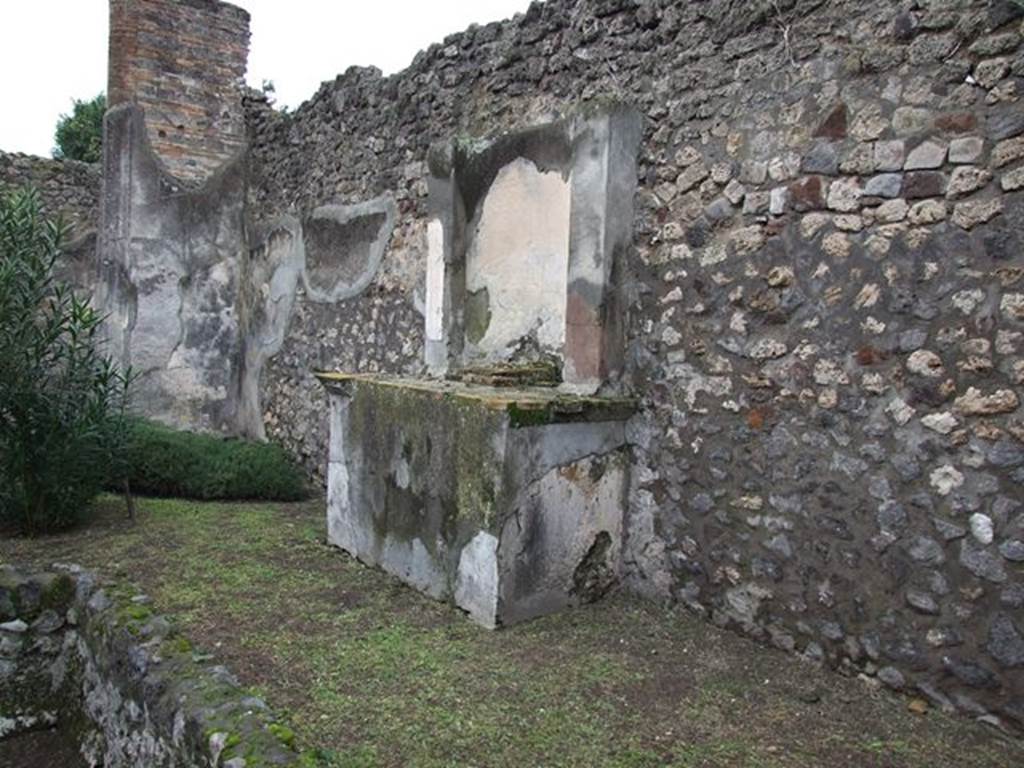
<box><xmin>1</xmin><ymin>0</ymin><xmax>533</xmax><ymax>157</ymax></box>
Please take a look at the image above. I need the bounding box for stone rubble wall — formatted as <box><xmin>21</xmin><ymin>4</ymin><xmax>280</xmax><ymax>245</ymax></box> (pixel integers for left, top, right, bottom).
<box><xmin>0</xmin><ymin>150</ymin><xmax>102</xmax><ymax>293</ymax></box>
<box><xmin>0</xmin><ymin>150</ymin><xmax>100</xmax><ymax>237</ymax></box>
<box><xmin>244</xmin><ymin>0</ymin><xmax>1024</xmax><ymax>728</ymax></box>
<box><xmin>0</xmin><ymin>565</ymin><xmax>299</xmax><ymax>767</ymax></box>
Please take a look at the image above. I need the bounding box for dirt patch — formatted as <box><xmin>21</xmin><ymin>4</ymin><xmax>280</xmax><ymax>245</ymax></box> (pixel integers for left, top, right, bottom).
<box><xmin>0</xmin><ymin>729</ymin><xmax>85</xmax><ymax>768</ymax></box>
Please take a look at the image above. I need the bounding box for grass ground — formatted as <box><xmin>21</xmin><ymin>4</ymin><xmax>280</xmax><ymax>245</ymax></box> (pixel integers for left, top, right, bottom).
<box><xmin>2</xmin><ymin>496</ymin><xmax>1021</xmax><ymax>767</ymax></box>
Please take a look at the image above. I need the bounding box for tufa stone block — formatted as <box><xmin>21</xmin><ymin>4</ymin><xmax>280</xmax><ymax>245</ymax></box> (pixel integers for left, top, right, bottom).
<box><xmin>801</xmin><ymin>142</ymin><xmax>840</xmax><ymax>175</ymax></box>
<box><xmin>904</xmin><ymin>140</ymin><xmax>948</xmax><ymax>170</ymax></box>
<box><xmin>865</xmin><ymin>173</ymin><xmax>904</xmax><ymax>199</ymax></box>
<box><xmin>903</xmin><ymin>171</ymin><xmax>948</xmax><ymax>199</ymax></box>
<box><xmin>874</xmin><ymin>140</ymin><xmax>906</xmax><ymax>172</ymax></box>
<box><xmin>949</xmin><ymin>136</ymin><xmax>984</xmax><ymax>164</ymax></box>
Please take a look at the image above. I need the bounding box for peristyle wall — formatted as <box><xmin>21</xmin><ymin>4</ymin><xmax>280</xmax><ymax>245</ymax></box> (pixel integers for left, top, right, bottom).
<box><xmin>100</xmin><ymin>0</ymin><xmax>1024</xmax><ymax>728</ymax></box>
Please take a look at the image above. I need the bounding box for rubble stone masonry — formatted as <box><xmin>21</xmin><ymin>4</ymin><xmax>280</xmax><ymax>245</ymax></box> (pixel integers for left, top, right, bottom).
<box><xmin>244</xmin><ymin>0</ymin><xmax>1024</xmax><ymax>727</ymax></box>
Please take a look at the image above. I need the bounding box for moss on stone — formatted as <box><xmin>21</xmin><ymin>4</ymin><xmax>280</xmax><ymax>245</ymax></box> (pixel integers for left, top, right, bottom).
<box><xmin>458</xmin><ymin>359</ymin><xmax>561</xmax><ymax>387</ymax></box>
<box><xmin>506</xmin><ymin>395</ymin><xmax>635</xmax><ymax>428</ymax></box>
<box><xmin>269</xmin><ymin>723</ymin><xmax>297</xmax><ymax>749</ymax></box>
<box><xmin>39</xmin><ymin>573</ymin><xmax>75</xmax><ymax>614</ymax></box>
<box><xmin>123</xmin><ymin>604</ymin><xmax>152</xmax><ymax>621</ymax></box>
<box><xmin>507</xmin><ymin>402</ymin><xmax>556</xmax><ymax>427</ymax></box>
<box><xmin>450</xmin><ymin>398</ymin><xmax>503</xmax><ymax>531</ymax></box>
<box><xmin>166</xmin><ymin>635</ymin><xmax>192</xmax><ymax>654</ymax></box>
<box><xmin>453</xmin><ymin>134</ymin><xmax>492</xmax><ymax>158</ymax></box>
<box><xmin>115</xmin><ymin>602</ymin><xmax>153</xmax><ymax>633</ymax></box>
<box><xmin>346</xmin><ymin>379</ymin><xmax>504</xmax><ymax>535</ymax></box>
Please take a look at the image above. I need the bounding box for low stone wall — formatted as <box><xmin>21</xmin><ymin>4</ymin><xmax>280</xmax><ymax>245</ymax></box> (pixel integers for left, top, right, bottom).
<box><xmin>0</xmin><ymin>565</ymin><xmax>299</xmax><ymax>767</ymax></box>
<box><xmin>0</xmin><ymin>150</ymin><xmax>101</xmax><ymax>294</ymax></box>
<box><xmin>0</xmin><ymin>150</ymin><xmax>100</xmax><ymax>237</ymax></box>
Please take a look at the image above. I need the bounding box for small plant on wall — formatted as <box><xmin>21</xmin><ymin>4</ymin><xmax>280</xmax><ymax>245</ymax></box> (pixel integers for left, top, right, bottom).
<box><xmin>0</xmin><ymin>187</ymin><xmax>132</xmax><ymax>533</ymax></box>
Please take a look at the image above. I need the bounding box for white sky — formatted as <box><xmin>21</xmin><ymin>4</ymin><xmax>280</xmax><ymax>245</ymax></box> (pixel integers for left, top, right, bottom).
<box><xmin>1</xmin><ymin>0</ymin><xmax>533</xmax><ymax>157</ymax></box>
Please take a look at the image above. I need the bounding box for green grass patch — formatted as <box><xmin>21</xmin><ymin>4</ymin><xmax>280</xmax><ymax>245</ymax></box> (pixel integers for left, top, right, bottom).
<box><xmin>2</xmin><ymin>497</ymin><xmax>1021</xmax><ymax>768</ymax></box>
<box><xmin>123</xmin><ymin>419</ymin><xmax>309</xmax><ymax>501</ymax></box>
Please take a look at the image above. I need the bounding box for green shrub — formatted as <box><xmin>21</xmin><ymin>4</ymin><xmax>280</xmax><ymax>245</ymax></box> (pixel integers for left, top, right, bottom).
<box><xmin>124</xmin><ymin>420</ymin><xmax>309</xmax><ymax>501</ymax></box>
<box><xmin>0</xmin><ymin>187</ymin><xmax>132</xmax><ymax>533</ymax></box>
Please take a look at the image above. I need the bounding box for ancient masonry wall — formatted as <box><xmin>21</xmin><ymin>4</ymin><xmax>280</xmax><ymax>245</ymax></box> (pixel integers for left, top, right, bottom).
<box><xmin>244</xmin><ymin>0</ymin><xmax>1024</xmax><ymax>726</ymax></box>
<box><xmin>0</xmin><ymin>565</ymin><xmax>300</xmax><ymax>765</ymax></box>
<box><xmin>0</xmin><ymin>151</ymin><xmax>100</xmax><ymax>237</ymax></box>
<box><xmin>108</xmin><ymin>0</ymin><xmax>250</xmax><ymax>183</ymax></box>
<box><xmin>0</xmin><ymin>151</ymin><xmax>101</xmax><ymax>293</ymax></box>
<box><xmin>97</xmin><ymin>0</ymin><xmax>252</xmax><ymax>435</ymax></box>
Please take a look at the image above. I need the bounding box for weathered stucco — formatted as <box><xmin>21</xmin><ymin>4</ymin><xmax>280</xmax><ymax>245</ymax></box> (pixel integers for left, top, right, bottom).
<box><xmin>240</xmin><ymin>198</ymin><xmax>396</xmax><ymax>437</ymax></box>
<box><xmin>464</xmin><ymin>157</ymin><xmax>571</xmax><ymax>360</ymax></box>
<box><xmin>320</xmin><ymin>374</ymin><xmax>632</xmax><ymax>628</ymax></box>
<box><xmin>424</xmin><ymin>107</ymin><xmax>641</xmax><ymax>390</ymax></box>
<box><xmin>96</xmin><ymin>104</ymin><xmax>248</xmax><ymax>434</ymax></box>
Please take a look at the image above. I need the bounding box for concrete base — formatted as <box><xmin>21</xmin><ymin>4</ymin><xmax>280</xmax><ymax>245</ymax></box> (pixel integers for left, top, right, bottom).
<box><xmin>317</xmin><ymin>374</ymin><xmax>633</xmax><ymax>628</ymax></box>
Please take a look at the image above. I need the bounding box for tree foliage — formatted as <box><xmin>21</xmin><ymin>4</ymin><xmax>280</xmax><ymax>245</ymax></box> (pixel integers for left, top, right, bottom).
<box><xmin>53</xmin><ymin>93</ymin><xmax>106</xmax><ymax>164</ymax></box>
<box><xmin>0</xmin><ymin>187</ymin><xmax>132</xmax><ymax>533</ymax></box>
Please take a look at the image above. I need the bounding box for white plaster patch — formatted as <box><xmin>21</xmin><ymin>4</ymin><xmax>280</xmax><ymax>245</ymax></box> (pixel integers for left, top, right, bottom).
<box><xmin>425</xmin><ymin>218</ymin><xmax>445</xmax><ymax>342</ymax></box>
<box><xmin>465</xmin><ymin>157</ymin><xmax>571</xmax><ymax>359</ymax></box>
<box><xmin>376</xmin><ymin>537</ymin><xmax>449</xmax><ymax>602</ymax></box>
<box><xmin>327</xmin><ymin>394</ymin><xmax>348</xmax><ymax>463</ymax></box>
<box><xmin>454</xmin><ymin>532</ymin><xmax>500</xmax><ymax>628</ymax></box>
<box><xmin>326</xmin><ymin>395</ymin><xmax>361</xmax><ymax>555</ymax></box>
<box><xmin>393</xmin><ymin>455</ymin><xmax>411</xmax><ymax>490</ymax></box>
<box><xmin>326</xmin><ymin>460</ymin><xmax>355</xmax><ymax>552</ymax></box>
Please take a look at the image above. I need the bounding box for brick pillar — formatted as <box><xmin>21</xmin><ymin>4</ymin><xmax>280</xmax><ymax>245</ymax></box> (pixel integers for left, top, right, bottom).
<box><xmin>106</xmin><ymin>0</ymin><xmax>250</xmax><ymax>183</ymax></box>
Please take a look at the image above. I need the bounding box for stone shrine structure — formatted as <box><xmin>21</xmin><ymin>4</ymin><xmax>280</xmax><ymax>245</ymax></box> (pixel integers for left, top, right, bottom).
<box><xmin>317</xmin><ymin>106</ymin><xmax>642</xmax><ymax>627</ymax></box>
